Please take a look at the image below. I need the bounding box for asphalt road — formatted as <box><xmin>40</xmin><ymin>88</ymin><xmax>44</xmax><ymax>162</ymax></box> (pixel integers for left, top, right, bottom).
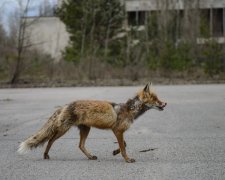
<box><xmin>0</xmin><ymin>85</ymin><xmax>225</xmax><ymax>180</ymax></box>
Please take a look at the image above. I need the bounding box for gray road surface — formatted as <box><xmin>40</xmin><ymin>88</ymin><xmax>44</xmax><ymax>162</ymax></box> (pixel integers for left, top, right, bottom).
<box><xmin>0</xmin><ymin>85</ymin><xmax>225</xmax><ymax>180</ymax></box>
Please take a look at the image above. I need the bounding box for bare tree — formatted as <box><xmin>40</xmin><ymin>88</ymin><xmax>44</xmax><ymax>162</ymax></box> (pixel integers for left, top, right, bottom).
<box><xmin>10</xmin><ymin>0</ymin><xmax>30</xmax><ymax>84</ymax></box>
<box><xmin>9</xmin><ymin>0</ymin><xmax>44</xmax><ymax>84</ymax></box>
<box><xmin>0</xmin><ymin>15</ymin><xmax>7</xmax><ymax>63</ymax></box>
<box><xmin>39</xmin><ymin>0</ymin><xmax>54</xmax><ymax>17</ymax></box>
<box><xmin>0</xmin><ymin>14</ymin><xmax>6</xmax><ymax>44</ymax></box>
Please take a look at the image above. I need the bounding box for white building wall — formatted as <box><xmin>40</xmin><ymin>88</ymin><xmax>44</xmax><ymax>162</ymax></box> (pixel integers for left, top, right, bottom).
<box><xmin>26</xmin><ymin>17</ymin><xmax>69</xmax><ymax>61</ymax></box>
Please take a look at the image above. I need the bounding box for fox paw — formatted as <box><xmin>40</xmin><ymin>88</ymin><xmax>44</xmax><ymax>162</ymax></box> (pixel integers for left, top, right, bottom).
<box><xmin>44</xmin><ymin>153</ymin><xmax>50</xmax><ymax>160</ymax></box>
<box><xmin>113</xmin><ymin>149</ymin><xmax>120</xmax><ymax>156</ymax></box>
<box><xmin>126</xmin><ymin>158</ymin><xmax>135</xmax><ymax>163</ymax></box>
<box><xmin>89</xmin><ymin>155</ymin><xmax>98</xmax><ymax>160</ymax></box>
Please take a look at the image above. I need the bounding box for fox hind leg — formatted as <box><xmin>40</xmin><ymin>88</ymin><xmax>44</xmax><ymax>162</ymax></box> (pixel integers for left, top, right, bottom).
<box><xmin>44</xmin><ymin>128</ymin><xmax>69</xmax><ymax>159</ymax></box>
<box><xmin>44</xmin><ymin>132</ymin><xmax>62</xmax><ymax>159</ymax></box>
<box><xmin>112</xmin><ymin>141</ymin><xmax>127</xmax><ymax>156</ymax></box>
<box><xmin>78</xmin><ymin>125</ymin><xmax>97</xmax><ymax>160</ymax></box>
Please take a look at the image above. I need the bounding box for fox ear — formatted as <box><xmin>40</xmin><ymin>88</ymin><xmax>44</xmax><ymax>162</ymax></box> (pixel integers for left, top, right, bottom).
<box><xmin>144</xmin><ymin>82</ymin><xmax>153</xmax><ymax>92</ymax></box>
<box><xmin>149</xmin><ymin>82</ymin><xmax>153</xmax><ymax>90</ymax></box>
<box><xmin>149</xmin><ymin>82</ymin><xmax>152</xmax><ymax>92</ymax></box>
<box><xmin>143</xmin><ymin>83</ymin><xmax>150</xmax><ymax>92</ymax></box>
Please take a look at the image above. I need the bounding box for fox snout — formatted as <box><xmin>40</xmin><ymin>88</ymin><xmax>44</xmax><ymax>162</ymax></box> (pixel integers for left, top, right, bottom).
<box><xmin>145</xmin><ymin>101</ymin><xmax>167</xmax><ymax>111</ymax></box>
<box><xmin>158</xmin><ymin>102</ymin><xmax>167</xmax><ymax>111</ymax></box>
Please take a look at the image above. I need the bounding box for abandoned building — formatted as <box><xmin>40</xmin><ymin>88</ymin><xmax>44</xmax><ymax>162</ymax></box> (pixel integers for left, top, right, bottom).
<box><xmin>125</xmin><ymin>0</ymin><xmax>225</xmax><ymax>43</ymax></box>
<box><xmin>26</xmin><ymin>0</ymin><xmax>225</xmax><ymax>60</ymax></box>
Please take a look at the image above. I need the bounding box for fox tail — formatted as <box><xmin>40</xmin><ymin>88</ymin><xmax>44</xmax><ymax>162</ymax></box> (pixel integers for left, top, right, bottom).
<box><xmin>17</xmin><ymin>120</ymin><xmax>57</xmax><ymax>154</ymax></box>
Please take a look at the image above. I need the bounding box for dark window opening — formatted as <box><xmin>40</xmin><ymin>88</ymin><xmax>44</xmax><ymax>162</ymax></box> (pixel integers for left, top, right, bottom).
<box><xmin>173</xmin><ymin>10</ymin><xmax>184</xmax><ymax>39</ymax></box>
<box><xmin>213</xmin><ymin>8</ymin><xmax>223</xmax><ymax>37</ymax></box>
<box><xmin>128</xmin><ymin>11</ymin><xmax>146</xmax><ymax>26</ymax></box>
<box><xmin>200</xmin><ymin>8</ymin><xmax>223</xmax><ymax>37</ymax></box>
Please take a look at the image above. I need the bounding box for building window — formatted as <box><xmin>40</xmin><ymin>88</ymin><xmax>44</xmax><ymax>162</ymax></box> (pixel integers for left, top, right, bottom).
<box><xmin>213</xmin><ymin>8</ymin><xmax>223</xmax><ymax>37</ymax></box>
<box><xmin>200</xmin><ymin>8</ymin><xmax>223</xmax><ymax>37</ymax></box>
<box><xmin>128</xmin><ymin>11</ymin><xmax>146</xmax><ymax>26</ymax></box>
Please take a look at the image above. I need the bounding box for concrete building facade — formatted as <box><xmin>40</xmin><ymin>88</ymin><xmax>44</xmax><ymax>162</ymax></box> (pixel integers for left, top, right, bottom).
<box><xmin>25</xmin><ymin>0</ymin><xmax>69</xmax><ymax>61</ymax></box>
<box><xmin>125</xmin><ymin>0</ymin><xmax>225</xmax><ymax>43</ymax></box>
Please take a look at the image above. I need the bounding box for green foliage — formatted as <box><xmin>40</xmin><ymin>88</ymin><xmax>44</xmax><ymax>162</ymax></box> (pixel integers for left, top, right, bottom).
<box><xmin>62</xmin><ymin>46</ymin><xmax>80</xmax><ymax>63</ymax></box>
<box><xmin>57</xmin><ymin>0</ymin><xmax>125</xmax><ymax>62</ymax></box>
<box><xmin>144</xmin><ymin>11</ymin><xmax>193</xmax><ymax>72</ymax></box>
<box><xmin>146</xmin><ymin>39</ymin><xmax>192</xmax><ymax>71</ymax></box>
<box><xmin>200</xmin><ymin>41</ymin><xmax>223</xmax><ymax>76</ymax></box>
<box><xmin>160</xmin><ymin>41</ymin><xmax>193</xmax><ymax>70</ymax></box>
<box><xmin>199</xmin><ymin>11</ymin><xmax>210</xmax><ymax>38</ymax></box>
<box><xmin>146</xmin><ymin>12</ymin><xmax>159</xmax><ymax>40</ymax></box>
<box><xmin>106</xmin><ymin>38</ymin><xmax>127</xmax><ymax>67</ymax></box>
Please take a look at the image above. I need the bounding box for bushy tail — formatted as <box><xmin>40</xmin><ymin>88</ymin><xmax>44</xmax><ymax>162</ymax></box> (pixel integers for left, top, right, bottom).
<box><xmin>17</xmin><ymin>108</ymin><xmax>63</xmax><ymax>154</ymax></box>
<box><xmin>17</xmin><ymin>121</ymin><xmax>57</xmax><ymax>154</ymax></box>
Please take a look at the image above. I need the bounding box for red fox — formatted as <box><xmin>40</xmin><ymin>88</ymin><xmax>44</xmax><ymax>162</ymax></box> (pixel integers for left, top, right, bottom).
<box><xmin>18</xmin><ymin>83</ymin><xmax>167</xmax><ymax>163</ymax></box>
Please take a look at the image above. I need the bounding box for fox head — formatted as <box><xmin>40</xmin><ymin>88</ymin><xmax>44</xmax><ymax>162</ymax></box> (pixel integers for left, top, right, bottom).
<box><xmin>137</xmin><ymin>83</ymin><xmax>167</xmax><ymax>111</ymax></box>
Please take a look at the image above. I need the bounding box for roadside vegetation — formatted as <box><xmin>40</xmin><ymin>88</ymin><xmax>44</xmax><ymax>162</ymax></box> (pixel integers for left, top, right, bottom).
<box><xmin>0</xmin><ymin>0</ymin><xmax>225</xmax><ymax>87</ymax></box>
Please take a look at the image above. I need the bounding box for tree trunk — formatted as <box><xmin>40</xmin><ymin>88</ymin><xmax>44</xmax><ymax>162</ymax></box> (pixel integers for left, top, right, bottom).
<box><xmin>104</xmin><ymin>23</ymin><xmax>110</xmax><ymax>58</ymax></box>
<box><xmin>10</xmin><ymin>58</ymin><xmax>21</xmax><ymax>84</ymax></box>
<box><xmin>88</xmin><ymin>6</ymin><xmax>97</xmax><ymax>80</ymax></box>
<box><xmin>10</xmin><ymin>0</ymin><xmax>31</xmax><ymax>84</ymax></box>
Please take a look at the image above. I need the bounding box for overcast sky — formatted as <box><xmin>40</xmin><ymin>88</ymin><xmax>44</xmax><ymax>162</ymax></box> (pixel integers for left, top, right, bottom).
<box><xmin>0</xmin><ymin>0</ymin><xmax>57</xmax><ymax>31</ymax></box>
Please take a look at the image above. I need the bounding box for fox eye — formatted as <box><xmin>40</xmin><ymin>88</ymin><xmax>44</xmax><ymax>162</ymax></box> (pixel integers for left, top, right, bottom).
<box><xmin>151</xmin><ymin>96</ymin><xmax>157</xmax><ymax>101</ymax></box>
<box><xmin>128</xmin><ymin>104</ymin><xmax>135</xmax><ymax>110</ymax></box>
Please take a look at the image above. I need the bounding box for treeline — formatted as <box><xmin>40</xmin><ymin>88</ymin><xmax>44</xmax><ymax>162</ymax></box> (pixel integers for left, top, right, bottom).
<box><xmin>0</xmin><ymin>0</ymin><xmax>225</xmax><ymax>86</ymax></box>
<box><xmin>56</xmin><ymin>0</ymin><xmax>225</xmax><ymax>80</ymax></box>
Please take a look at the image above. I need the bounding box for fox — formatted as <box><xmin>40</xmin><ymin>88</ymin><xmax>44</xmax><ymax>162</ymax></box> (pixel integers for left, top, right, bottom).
<box><xmin>18</xmin><ymin>83</ymin><xmax>167</xmax><ymax>163</ymax></box>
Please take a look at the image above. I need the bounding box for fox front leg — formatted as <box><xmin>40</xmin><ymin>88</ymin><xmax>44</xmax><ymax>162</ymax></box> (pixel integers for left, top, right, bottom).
<box><xmin>113</xmin><ymin>131</ymin><xmax>135</xmax><ymax>163</ymax></box>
